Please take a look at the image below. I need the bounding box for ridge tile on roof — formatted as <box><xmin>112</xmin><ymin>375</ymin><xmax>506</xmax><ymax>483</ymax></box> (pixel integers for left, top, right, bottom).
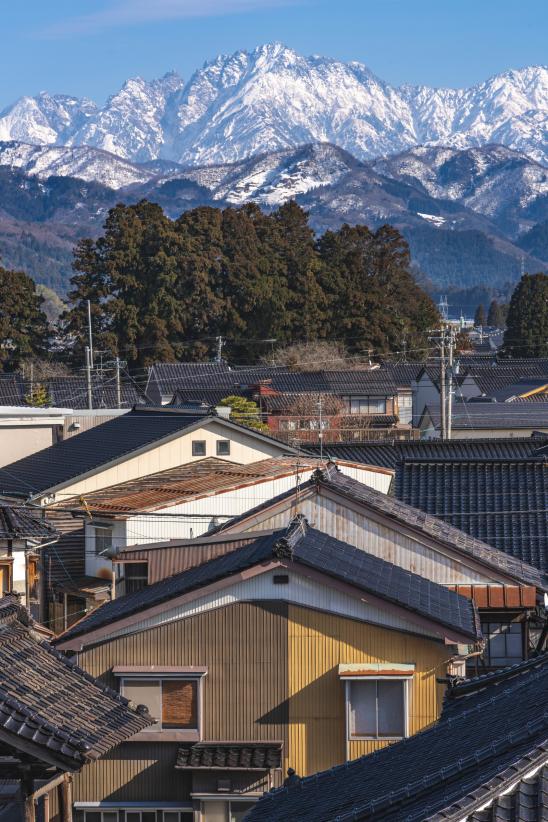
<box><xmin>56</xmin><ymin>517</ymin><xmax>480</xmax><ymax>646</ymax></box>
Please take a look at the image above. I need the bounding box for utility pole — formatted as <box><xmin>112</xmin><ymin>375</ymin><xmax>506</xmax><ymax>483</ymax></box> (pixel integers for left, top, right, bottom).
<box><xmin>446</xmin><ymin>326</ymin><xmax>455</xmax><ymax>440</ymax></box>
<box><xmin>87</xmin><ymin>300</ymin><xmax>94</xmax><ymax>368</ymax></box>
<box><xmin>85</xmin><ymin>346</ymin><xmax>93</xmax><ymax>410</ymax></box>
<box><xmin>317</xmin><ymin>396</ymin><xmax>324</xmax><ymax>461</ymax></box>
<box><xmin>115</xmin><ymin>356</ymin><xmax>121</xmax><ymax>409</ymax></box>
<box><xmin>215</xmin><ymin>336</ymin><xmax>224</xmax><ymax>363</ymax></box>
<box><xmin>30</xmin><ymin>362</ymin><xmax>34</xmax><ymax>400</ymax></box>
<box><xmin>439</xmin><ymin>331</ymin><xmax>446</xmax><ymax>441</ymax></box>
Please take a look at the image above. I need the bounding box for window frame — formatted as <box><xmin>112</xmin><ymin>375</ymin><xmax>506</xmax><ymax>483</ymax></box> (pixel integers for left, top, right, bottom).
<box><xmin>92</xmin><ymin>523</ymin><xmax>114</xmax><ymax>557</ymax></box>
<box><xmin>479</xmin><ymin>619</ymin><xmax>524</xmax><ymax>668</ymax></box>
<box><xmin>344</xmin><ymin>676</ymin><xmax>410</xmax><ymax>741</ymax></box>
<box><xmin>216</xmin><ymin>439</ymin><xmax>231</xmax><ymax>456</ymax></box>
<box><xmin>121</xmin><ymin>562</ymin><xmax>149</xmax><ymax>595</ymax></box>
<box><xmin>119</xmin><ymin>672</ymin><xmax>205</xmax><ymax>742</ymax></box>
<box><xmin>75</xmin><ymin>809</ymin><xmax>193</xmax><ymax>822</ymax></box>
<box><xmin>192</xmin><ymin>440</ymin><xmax>207</xmax><ymax>457</ymax></box>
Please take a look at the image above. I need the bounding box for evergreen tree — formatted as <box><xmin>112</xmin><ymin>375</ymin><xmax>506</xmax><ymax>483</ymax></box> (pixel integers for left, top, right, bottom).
<box><xmin>474</xmin><ymin>304</ymin><xmax>486</xmax><ymax>327</ymax></box>
<box><xmin>24</xmin><ymin>383</ymin><xmax>51</xmax><ymax>407</ymax></box>
<box><xmin>272</xmin><ymin>201</ymin><xmax>327</xmax><ymax>343</ymax></box>
<box><xmin>503</xmin><ymin>273</ymin><xmax>548</xmax><ymax>357</ymax></box>
<box><xmin>487</xmin><ymin>299</ymin><xmax>506</xmax><ymax>328</ymax></box>
<box><xmin>318</xmin><ymin>223</ymin><xmax>438</xmax><ymax>356</ymax></box>
<box><xmin>0</xmin><ymin>265</ymin><xmax>49</xmax><ymax>371</ymax></box>
<box><xmin>218</xmin><ymin>395</ymin><xmax>269</xmax><ymax>432</ymax></box>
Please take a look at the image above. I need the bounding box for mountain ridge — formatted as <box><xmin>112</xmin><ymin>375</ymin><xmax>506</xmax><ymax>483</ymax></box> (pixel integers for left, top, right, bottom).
<box><xmin>1</xmin><ymin>44</ymin><xmax>547</xmax><ymax>166</ymax></box>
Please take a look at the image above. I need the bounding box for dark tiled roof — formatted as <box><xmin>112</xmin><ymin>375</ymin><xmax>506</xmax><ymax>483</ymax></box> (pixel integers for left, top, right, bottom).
<box><xmin>381</xmin><ymin>362</ymin><xmax>425</xmax><ymax>386</ymax></box>
<box><xmin>0</xmin><ymin>375</ymin><xmax>25</xmax><ymax>405</ymax></box>
<box><xmin>423</xmin><ymin>402</ymin><xmax>548</xmax><ymax>429</ymax></box>
<box><xmin>396</xmin><ymin>459</ymin><xmax>548</xmax><ymax>571</ymax></box>
<box><xmin>176</xmin><ymin>742</ymin><xmax>283</xmax><ymax>770</ymax></box>
<box><xmin>0</xmin><ymin>505</ymin><xmax>58</xmax><ymax>540</ymax></box>
<box><xmin>0</xmin><ymin>595</ymin><xmax>151</xmax><ymax>769</ymax></box>
<box><xmin>320</xmin><ymin>466</ymin><xmax>545</xmax><ymax>588</ymax></box>
<box><xmin>247</xmin><ymin>654</ymin><xmax>548</xmax><ymax>822</ymax></box>
<box><xmin>303</xmin><ymin>437</ymin><xmax>547</xmax><ymax>469</ymax></box>
<box><xmin>56</xmin><ymin>517</ymin><xmax>481</xmax><ymax>645</ymax></box>
<box><xmin>46</xmin><ymin>377</ymin><xmax>141</xmax><ymax>409</ymax></box>
<box><xmin>0</xmin><ymin>407</ymin><xmax>215</xmax><ymax>497</ymax></box>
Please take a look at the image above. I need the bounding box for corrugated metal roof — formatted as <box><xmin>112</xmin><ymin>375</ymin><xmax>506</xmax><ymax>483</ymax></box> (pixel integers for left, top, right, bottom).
<box><xmin>63</xmin><ymin>456</ymin><xmax>321</xmax><ymax>514</ymax></box>
<box><xmin>0</xmin><ymin>407</ymin><xmax>294</xmax><ymax>498</ymax></box>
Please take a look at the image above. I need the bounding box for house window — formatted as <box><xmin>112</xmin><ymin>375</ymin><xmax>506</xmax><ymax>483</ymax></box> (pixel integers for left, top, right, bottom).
<box><xmin>192</xmin><ymin>440</ymin><xmax>206</xmax><ymax>456</ymax></box>
<box><xmin>94</xmin><ymin>525</ymin><xmax>113</xmax><ymax>556</ymax></box>
<box><xmin>346</xmin><ymin>679</ymin><xmax>408</xmax><ymax>739</ymax></box>
<box><xmin>216</xmin><ymin>440</ymin><xmax>231</xmax><ymax>456</ymax></box>
<box><xmin>123</xmin><ymin>562</ymin><xmax>148</xmax><ymax>594</ymax></box>
<box><xmin>349</xmin><ymin>397</ymin><xmax>387</xmax><ymax>414</ymax></box>
<box><xmin>75</xmin><ymin>811</ymin><xmax>192</xmax><ymax>822</ymax></box>
<box><xmin>201</xmin><ymin>800</ymin><xmax>257</xmax><ymax>822</ymax></box>
<box><xmin>121</xmin><ymin>678</ymin><xmax>199</xmax><ymax>732</ymax></box>
<box><xmin>480</xmin><ymin>621</ymin><xmax>524</xmax><ymax>667</ymax></box>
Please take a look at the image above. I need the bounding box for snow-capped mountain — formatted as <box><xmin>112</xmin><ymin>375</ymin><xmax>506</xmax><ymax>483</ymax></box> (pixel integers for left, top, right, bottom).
<box><xmin>0</xmin><ymin>93</ymin><xmax>96</xmax><ymax>145</ymax></box>
<box><xmin>0</xmin><ymin>44</ymin><xmax>546</xmax><ymax>166</ymax></box>
<box><xmin>0</xmin><ymin>141</ymin><xmax>161</xmax><ymax>188</ymax></box>
<box><xmin>373</xmin><ymin>144</ymin><xmax>548</xmax><ymax>237</ymax></box>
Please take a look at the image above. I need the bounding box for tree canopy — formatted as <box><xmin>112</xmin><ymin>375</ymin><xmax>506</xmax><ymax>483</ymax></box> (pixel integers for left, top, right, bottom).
<box><xmin>503</xmin><ymin>273</ymin><xmax>548</xmax><ymax>357</ymax></box>
<box><xmin>0</xmin><ymin>265</ymin><xmax>49</xmax><ymax>371</ymax></box>
<box><xmin>63</xmin><ymin>200</ymin><xmax>439</xmax><ymax>368</ymax></box>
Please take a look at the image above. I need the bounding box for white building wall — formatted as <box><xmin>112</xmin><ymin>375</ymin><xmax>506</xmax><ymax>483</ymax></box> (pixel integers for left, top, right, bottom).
<box><xmin>85</xmin><ymin>463</ymin><xmax>391</xmax><ymax>576</ymax></box>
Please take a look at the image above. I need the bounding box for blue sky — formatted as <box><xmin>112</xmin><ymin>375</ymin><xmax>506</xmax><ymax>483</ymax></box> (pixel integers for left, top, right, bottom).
<box><xmin>2</xmin><ymin>0</ymin><xmax>546</xmax><ymax>108</ymax></box>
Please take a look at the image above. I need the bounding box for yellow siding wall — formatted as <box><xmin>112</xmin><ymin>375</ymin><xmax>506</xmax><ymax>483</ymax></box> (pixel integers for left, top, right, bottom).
<box><xmin>287</xmin><ymin>604</ymin><xmax>448</xmax><ymax>776</ymax></box>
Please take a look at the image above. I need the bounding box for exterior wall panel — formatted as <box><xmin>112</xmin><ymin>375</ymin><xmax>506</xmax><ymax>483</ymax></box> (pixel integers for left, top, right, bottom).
<box><xmin>72</xmin><ymin>601</ymin><xmax>289</xmax><ymax>804</ymax></box>
<box><xmin>287</xmin><ymin>604</ymin><xmax>447</xmax><ymax>775</ymax></box>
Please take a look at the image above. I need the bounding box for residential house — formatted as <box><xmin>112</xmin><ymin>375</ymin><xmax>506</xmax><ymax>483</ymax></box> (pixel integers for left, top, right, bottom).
<box><xmin>248</xmin><ymin>653</ymin><xmax>548</xmax><ymax>821</ymax></box>
<box><xmin>113</xmin><ymin>464</ymin><xmax>547</xmax><ymax>674</ymax></box>
<box><xmin>419</xmin><ymin>401</ymin><xmax>548</xmax><ymax>438</ymax></box>
<box><xmin>0</xmin><ymin>406</ymin><xmax>299</xmax><ymax>628</ymax></box>
<box><xmin>146</xmin><ymin>362</ymin><xmax>407</xmax><ymax>441</ymax></box>
<box><xmin>0</xmin><ymin>505</ymin><xmax>58</xmax><ymax>617</ymax></box>
<box><xmin>0</xmin><ymin>594</ymin><xmax>152</xmax><ymax>822</ymax></box>
<box><xmin>0</xmin><ymin>405</ymin><xmax>72</xmax><ymax>467</ymax></box>
<box><xmin>59</xmin><ymin>456</ymin><xmax>391</xmax><ymax>587</ymax></box>
<box><xmin>412</xmin><ymin>359</ymin><xmax>548</xmax><ymax>425</ymax></box>
<box><xmin>54</xmin><ymin>517</ymin><xmax>481</xmax><ymax>820</ymax></box>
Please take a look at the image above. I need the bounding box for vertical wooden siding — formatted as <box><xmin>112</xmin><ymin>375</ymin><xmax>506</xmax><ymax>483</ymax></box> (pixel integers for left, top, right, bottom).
<box><xmin>287</xmin><ymin>604</ymin><xmax>448</xmax><ymax>776</ymax></box>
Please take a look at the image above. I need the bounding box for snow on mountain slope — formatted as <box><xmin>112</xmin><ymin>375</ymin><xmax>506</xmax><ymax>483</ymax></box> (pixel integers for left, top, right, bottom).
<box><xmin>373</xmin><ymin>144</ymin><xmax>548</xmax><ymax>236</ymax></box>
<box><xmin>162</xmin><ymin>43</ymin><xmax>416</xmax><ymax>165</ymax></box>
<box><xmin>0</xmin><ymin>93</ymin><xmax>96</xmax><ymax>145</ymax></box>
<box><xmin>177</xmin><ymin>143</ymin><xmax>363</xmax><ymax>205</ymax></box>
<box><xmin>0</xmin><ymin>141</ymin><xmax>158</xmax><ymax>188</ymax></box>
<box><xmin>1</xmin><ymin>45</ymin><xmax>546</xmax><ymax>166</ymax></box>
<box><xmin>68</xmin><ymin>72</ymin><xmax>184</xmax><ymax>162</ymax></box>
